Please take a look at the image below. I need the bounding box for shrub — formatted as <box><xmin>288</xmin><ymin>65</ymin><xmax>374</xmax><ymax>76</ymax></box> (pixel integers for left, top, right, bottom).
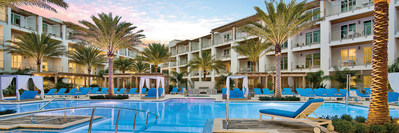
<box><xmin>334</xmin><ymin>120</ymin><xmax>354</xmax><ymax>133</ymax></box>
<box><xmin>89</xmin><ymin>84</ymin><xmax>99</xmax><ymax>87</ymax></box>
<box><xmin>341</xmin><ymin>114</ymin><xmax>353</xmax><ymax>122</ymax></box>
<box><xmin>0</xmin><ymin>109</ymin><xmax>16</xmax><ymax>115</ymax></box>
<box><xmin>89</xmin><ymin>95</ymin><xmax>129</xmax><ymax>99</ymax></box>
<box><xmin>369</xmin><ymin>124</ymin><xmax>387</xmax><ymax>133</ymax></box>
<box><xmin>353</xmin><ymin>122</ymin><xmax>368</xmax><ymax>133</ymax></box>
<box><xmin>354</xmin><ymin>116</ymin><xmax>367</xmax><ymax>123</ymax></box>
<box><xmin>385</xmin><ymin>123</ymin><xmax>399</xmax><ymax>133</ymax></box>
<box><xmin>258</xmin><ymin>96</ymin><xmax>300</xmax><ymax>101</ymax></box>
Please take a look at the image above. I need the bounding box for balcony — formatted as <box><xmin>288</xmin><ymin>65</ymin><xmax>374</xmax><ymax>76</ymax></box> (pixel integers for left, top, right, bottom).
<box><xmin>292</xmin><ymin>60</ymin><xmax>321</xmax><ymax>71</ymax></box>
<box><xmin>214</xmin><ymin>38</ymin><xmax>233</xmax><ymax>46</ymax></box>
<box><xmin>330</xmin><ymin>55</ymin><xmax>372</xmax><ymax>70</ymax></box>
<box><xmin>177</xmin><ymin>48</ymin><xmax>188</xmax><ymax>54</ymax></box>
<box><xmin>119</xmin><ymin>49</ymin><xmax>126</xmax><ymax>56</ymax></box>
<box><xmin>11</xmin><ymin>13</ymin><xmax>37</xmax><ymax>32</ymax></box>
<box><xmin>170</xmin><ymin>62</ymin><xmax>177</xmax><ymax>67</ymax></box>
<box><xmin>0</xmin><ymin>36</ymin><xmax>4</xmax><ymax>45</ymax></box>
<box><xmin>330</xmin><ymin>25</ymin><xmax>373</xmax><ymax>43</ymax></box>
<box><xmin>0</xmin><ymin>11</ymin><xmax>6</xmax><ymax>22</ymax></box>
<box><xmin>190</xmin><ymin>70</ymin><xmax>200</xmax><ymax>77</ymax></box>
<box><xmin>179</xmin><ymin>60</ymin><xmax>187</xmax><ymax>66</ymax></box>
<box><xmin>11</xmin><ymin>61</ymin><xmax>62</xmax><ymax>72</ymax></box>
<box><xmin>236</xmin><ymin>32</ymin><xmax>251</xmax><ymax>40</ymax></box>
<box><xmin>69</xmin><ymin>67</ymin><xmax>85</xmax><ymax>73</ymax></box>
<box><xmin>217</xmin><ymin>69</ymin><xmax>229</xmax><ymax>75</ymax></box>
<box><xmin>327</xmin><ymin>0</ymin><xmax>373</xmax><ymax>17</ymax></box>
<box><xmin>217</xmin><ymin>54</ymin><xmax>231</xmax><ymax>60</ymax></box>
<box><xmin>191</xmin><ymin>43</ymin><xmax>200</xmax><ymax>51</ymax></box>
<box><xmin>161</xmin><ymin>63</ymin><xmax>169</xmax><ymax>68</ymax></box>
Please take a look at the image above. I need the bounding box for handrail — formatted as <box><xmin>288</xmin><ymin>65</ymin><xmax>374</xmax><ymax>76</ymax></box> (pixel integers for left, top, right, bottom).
<box><xmin>225</xmin><ymin>99</ymin><xmax>229</xmax><ymax>130</ymax></box>
<box><xmin>0</xmin><ymin>106</ymin><xmax>159</xmax><ymax>133</ymax></box>
<box><xmin>31</xmin><ymin>98</ymin><xmax>67</xmax><ymax>124</ymax></box>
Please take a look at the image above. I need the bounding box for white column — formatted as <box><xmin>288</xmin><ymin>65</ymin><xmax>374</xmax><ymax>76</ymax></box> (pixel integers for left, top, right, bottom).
<box><xmin>188</xmin><ymin>41</ymin><xmax>192</xmax><ymax>80</ymax></box>
<box><xmin>37</xmin><ymin>16</ymin><xmax>43</xmax><ymax>34</ymax></box>
<box><xmin>287</xmin><ymin>38</ymin><xmax>293</xmax><ymax>71</ymax></box>
<box><xmin>388</xmin><ymin>1</ymin><xmax>397</xmax><ymax>65</ymax></box>
<box><xmin>199</xmin><ymin>38</ymin><xmax>202</xmax><ymax>81</ymax></box>
<box><xmin>320</xmin><ymin>18</ymin><xmax>331</xmax><ymax>88</ymax></box>
<box><xmin>3</xmin><ymin>7</ymin><xmax>12</xmax><ymax>71</ymax></box>
<box><xmin>61</xmin><ymin>25</ymin><xmax>69</xmax><ymax>72</ymax></box>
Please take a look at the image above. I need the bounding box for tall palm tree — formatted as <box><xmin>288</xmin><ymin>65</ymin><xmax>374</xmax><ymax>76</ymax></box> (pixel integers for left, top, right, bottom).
<box><xmin>114</xmin><ymin>58</ymin><xmax>133</xmax><ymax>73</ymax></box>
<box><xmin>305</xmin><ymin>70</ymin><xmax>329</xmax><ymax>88</ymax></box>
<box><xmin>242</xmin><ymin>0</ymin><xmax>319</xmax><ymax>97</ymax></box>
<box><xmin>140</xmin><ymin>43</ymin><xmax>171</xmax><ymax>73</ymax></box>
<box><xmin>68</xmin><ymin>44</ymin><xmax>106</xmax><ymax>74</ymax></box>
<box><xmin>232</xmin><ymin>39</ymin><xmax>273</xmax><ymax>72</ymax></box>
<box><xmin>187</xmin><ymin>51</ymin><xmax>225</xmax><ymax>81</ymax></box>
<box><xmin>0</xmin><ymin>0</ymin><xmax>68</xmax><ymax>12</ymax></box>
<box><xmin>72</xmin><ymin>13</ymin><xmax>144</xmax><ymax>96</ymax></box>
<box><xmin>131</xmin><ymin>60</ymin><xmax>150</xmax><ymax>73</ymax></box>
<box><xmin>170</xmin><ymin>71</ymin><xmax>187</xmax><ymax>89</ymax></box>
<box><xmin>5</xmin><ymin>32</ymin><xmax>66</xmax><ymax>72</ymax></box>
<box><xmin>367</xmin><ymin>0</ymin><xmax>390</xmax><ymax>125</ymax></box>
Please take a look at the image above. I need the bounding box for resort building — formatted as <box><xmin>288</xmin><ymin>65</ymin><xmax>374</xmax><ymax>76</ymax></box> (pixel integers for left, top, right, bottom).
<box><xmin>0</xmin><ymin>7</ymin><xmax>142</xmax><ymax>88</ymax></box>
<box><xmin>162</xmin><ymin>0</ymin><xmax>399</xmax><ymax>89</ymax></box>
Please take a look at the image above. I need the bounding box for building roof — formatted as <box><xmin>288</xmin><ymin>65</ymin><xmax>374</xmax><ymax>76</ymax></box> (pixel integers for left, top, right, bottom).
<box><xmin>211</xmin><ymin>15</ymin><xmax>258</xmax><ymax>33</ymax></box>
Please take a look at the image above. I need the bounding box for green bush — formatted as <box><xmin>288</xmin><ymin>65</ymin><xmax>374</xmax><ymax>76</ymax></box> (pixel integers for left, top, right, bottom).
<box><xmin>89</xmin><ymin>84</ymin><xmax>99</xmax><ymax>87</ymax></box>
<box><xmin>334</xmin><ymin>120</ymin><xmax>354</xmax><ymax>133</ymax></box>
<box><xmin>354</xmin><ymin>116</ymin><xmax>367</xmax><ymax>123</ymax></box>
<box><xmin>353</xmin><ymin>122</ymin><xmax>368</xmax><ymax>133</ymax></box>
<box><xmin>89</xmin><ymin>95</ymin><xmax>129</xmax><ymax>99</ymax></box>
<box><xmin>369</xmin><ymin>124</ymin><xmax>387</xmax><ymax>133</ymax></box>
<box><xmin>258</xmin><ymin>96</ymin><xmax>300</xmax><ymax>101</ymax></box>
<box><xmin>0</xmin><ymin>109</ymin><xmax>16</xmax><ymax>115</ymax></box>
<box><xmin>385</xmin><ymin>123</ymin><xmax>399</xmax><ymax>133</ymax></box>
<box><xmin>341</xmin><ymin>114</ymin><xmax>353</xmax><ymax>122</ymax></box>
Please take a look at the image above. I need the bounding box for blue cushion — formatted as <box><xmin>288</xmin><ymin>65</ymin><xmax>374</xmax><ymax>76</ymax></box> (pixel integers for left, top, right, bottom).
<box><xmin>45</xmin><ymin>89</ymin><xmax>57</xmax><ymax>95</ymax></box>
<box><xmin>254</xmin><ymin>88</ymin><xmax>262</xmax><ymax>94</ymax></box>
<box><xmin>260</xmin><ymin>109</ymin><xmax>297</xmax><ymax>118</ymax></box>
<box><xmin>222</xmin><ymin>88</ymin><xmax>227</xmax><ymax>95</ymax></box>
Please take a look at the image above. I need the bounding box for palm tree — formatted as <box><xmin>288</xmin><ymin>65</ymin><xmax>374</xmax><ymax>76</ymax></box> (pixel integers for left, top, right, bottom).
<box><xmin>329</xmin><ymin>66</ymin><xmax>360</xmax><ymax>89</ymax></box>
<box><xmin>72</xmin><ymin>13</ymin><xmax>144</xmax><ymax>96</ymax></box>
<box><xmin>68</xmin><ymin>44</ymin><xmax>106</xmax><ymax>74</ymax></box>
<box><xmin>389</xmin><ymin>58</ymin><xmax>399</xmax><ymax>72</ymax></box>
<box><xmin>367</xmin><ymin>0</ymin><xmax>391</xmax><ymax>125</ymax></box>
<box><xmin>241</xmin><ymin>0</ymin><xmax>319</xmax><ymax>97</ymax></box>
<box><xmin>0</xmin><ymin>0</ymin><xmax>68</xmax><ymax>12</ymax></box>
<box><xmin>114</xmin><ymin>58</ymin><xmax>133</xmax><ymax>73</ymax></box>
<box><xmin>232</xmin><ymin>39</ymin><xmax>273</xmax><ymax>72</ymax></box>
<box><xmin>187</xmin><ymin>51</ymin><xmax>225</xmax><ymax>81</ymax></box>
<box><xmin>170</xmin><ymin>71</ymin><xmax>187</xmax><ymax>89</ymax></box>
<box><xmin>140</xmin><ymin>43</ymin><xmax>171</xmax><ymax>73</ymax></box>
<box><xmin>305</xmin><ymin>70</ymin><xmax>329</xmax><ymax>88</ymax></box>
<box><xmin>131</xmin><ymin>60</ymin><xmax>150</xmax><ymax>73</ymax></box>
<box><xmin>5</xmin><ymin>32</ymin><xmax>66</xmax><ymax>72</ymax></box>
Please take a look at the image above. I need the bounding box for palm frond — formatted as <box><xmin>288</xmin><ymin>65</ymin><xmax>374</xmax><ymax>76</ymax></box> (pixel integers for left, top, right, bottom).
<box><xmin>0</xmin><ymin>0</ymin><xmax>69</xmax><ymax>12</ymax></box>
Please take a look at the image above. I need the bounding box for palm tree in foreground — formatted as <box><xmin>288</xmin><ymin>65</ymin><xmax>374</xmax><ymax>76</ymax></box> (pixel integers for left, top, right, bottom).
<box><xmin>242</xmin><ymin>0</ymin><xmax>319</xmax><ymax>97</ymax></box>
<box><xmin>233</xmin><ymin>39</ymin><xmax>272</xmax><ymax>72</ymax></box>
<box><xmin>0</xmin><ymin>0</ymin><xmax>68</xmax><ymax>12</ymax></box>
<box><xmin>114</xmin><ymin>58</ymin><xmax>133</xmax><ymax>73</ymax></box>
<box><xmin>72</xmin><ymin>13</ymin><xmax>144</xmax><ymax>96</ymax></box>
<box><xmin>187</xmin><ymin>51</ymin><xmax>225</xmax><ymax>81</ymax></box>
<box><xmin>131</xmin><ymin>60</ymin><xmax>150</xmax><ymax>73</ymax></box>
<box><xmin>367</xmin><ymin>0</ymin><xmax>390</xmax><ymax>125</ymax></box>
<box><xmin>140</xmin><ymin>43</ymin><xmax>171</xmax><ymax>73</ymax></box>
<box><xmin>68</xmin><ymin>44</ymin><xmax>106</xmax><ymax>74</ymax></box>
<box><xmin>5</xmin><ymin>32</ymin><xmax>66</xmax><ymax>72</ymax></box>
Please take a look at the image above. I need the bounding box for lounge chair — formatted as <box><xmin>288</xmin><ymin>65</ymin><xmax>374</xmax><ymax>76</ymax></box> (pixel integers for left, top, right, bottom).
<box><xmin>259</xmin><ymin>99</ymin><xmax>334</xmax><ymax>132</ymax></box>
<box><xmin>325</xmin><ymin>88</ymin><xmax>345</xmax><ymax>101</ymax></box>
<box><xmin>262</xmin><ymin>88</ymin><xmax>272</xmax><ymax>95</ymax></box>
<box><xmin>89</xmin><ymin>87</ymin><xmax>100</xmax><ymax>94</ymax></box>
<box><xmin>282</xmin><ymin>88</ymin><xmax>297</xmax><ymax>95</ymax></box>
<box><xmin>313</xmin><ymin>89</ymin><xmax>329</xmax><ymax>97</ymax></box>
<box><xmin>97</xmin><ymin>87</ymin><xmax>109</xmax><ymax>94</ymax></box>
<box><xmin>6</xmin><ymin>91</ymin><xmax>38</xmax><ymax>101</ymax></box>
<box><xmin>126</xmin><ymin>88</ymin><xmax>138</xmax><ymax>95</ymax></box>
<box><xmin>179</xmin><ymin>87</ymin><xmax>186</xmax><ymax>94</ymax></box>
<box><xmin>53</xmin><ymin>88</ymin><xmax>67</xmax><ymax>98</ymax></box>
<box><xmin>229</xmin><ymin>90</ymin><xmax>246</xmax><ymax>100</ymax></box>
<box><xmin>143</xmin><ymin>88</ymin><xmax>163</xmax><ymax>99</ymax></box>
<box><xmin>388</xmin><ymin>92</ymin><xmax>399</xmax><ymax>104</ymax></box>
<box><xmin>115</xmin><ymin>88</ymin><xmax>126</xmax><ymax>95</ymax></box>
<box><xmin>142</xmin><ymin>88</ymin><xmax>148</xmax><ymax>94</ymax></box>
<box><xmin>170</xmin><ymin>87</ymin><xmax>178</xmax><ymax>94</ymax></box>
<box><xmin>297</xmin><ymin>88</ymin><xmax>313</xmax><ymax>97</ymax></box>
<box><xmin>45</xmin><ymin>89</ymin><xmax>57</xmax><ymax>96</ymax></box>
<box><xmin>60</xmin><ymin>88</ymin><xmax>77</xmax><ymax>97</ymax></box>
<box><xmin>114</xmin><ymin>88</ymin><xmax>120</xmax><ymax>94</ymax></box>
<box><xmin>254</xmin><ymin>88</ymin><xmax>263</xmax><ymax>96</ymax></box>
<box><xmin>72</xmin><ymin>88</ymin><xmax>90</xmax><ymax>98</ymax></box>
<box><xmin>364</xmin><ymin>88</ymin><xmax>371</xmax><ymax>95</ymax></box>
<box><xmin>233</xmin><ymin>88</ymin><xmax>240</xmax><ymax>91</ymax></box>
<box><xmin>351</xmin><ymin>89</ymin><xmax>370</xmax><ymax>101</ymax></box>
<box><xmin>338</xmin><ymin>89</ymin><xmax>347</xmax><ymax>96</ymax></box>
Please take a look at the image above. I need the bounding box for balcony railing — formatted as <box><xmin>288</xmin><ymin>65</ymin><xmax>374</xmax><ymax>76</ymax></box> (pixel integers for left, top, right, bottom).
<box><xmin>11</xmin><ymin>61</ymin><xmax>62</xmax><ymax>72</ymax></box>
<box><xmin>292</xmin><ymin>60</ymin><xmax>320</xmax><ymax>70</ymax></box>
<box><xmin>170</xmin><ymin>62</ymin><xmax>177</xmax><ymax>67</ymax></box>
<box><xmin>0</xmin><ymin>12</ymin><xmax>7</xmax><ymax>22</ymax></box>
<box><xmin>202</xmin><ymin>43</ymin><xmax>211</xmax><ymax>49</ymax></box>
<box><xmin>179</xmin><ymin>60</ymin><xmax>187</xmax><ymax>66</ymax></box>
<box><xmin>69</xmin><ymin>67</ymin><xmax>85</xmax><ymax>73</ymax></box>
<box><xmin>0</xmin><ymin>60</ymin><xmax>4</xmax><ymax>69</ymax></box>
<box><xmin>236</xmin><ymin>32</ymin><xmax>251</xmax><ymax>39</ymax></box>
<box><xmin>327</xmin><ymin>0</ymin><xmax>373</xmax><ymax>16</ymax></box>
<box><xmin>190</xmin><ymin>70</ymin><xmax>200</xmax><ymax>77</ymax></box>
<box><xmin>177</xmin><ymin>49</ymin><xmax>188</xmax><ymax>54</ymax></box>
<box><xmin>214</xmin><ymin>38</ymin><xmax>233</xmax><ymax>45</ymax></box>
<box><xmin>217</xmin><ymin>54</ymin><xmax>231</xmax><ymax>60</ymax></box>
<box><xmin>331</xmin><ymin>25</ymin><xmax>373</xmax><ymax>42</ymax></box>
<box><xmin>217</xmin><ymin>69</ymin><xmax>229</xmax><ymax>75</ymax></box>
<box><xmin>239</xmin><ymin>67</ymin><xmax>254</xmax><ymax>72</ymax></box>
<box><xmin>291</xmin><ymin>39</ymin><xmax>320</xmax><ymax>48</ymax></box>
<box><xmin>191</xmin><ymin>44</ymin><xmax>199</xmax><ymax>51</ymax></box>
<box><xmin>331</xmin><ymin>55</ymin><xmax>372</xmax><ymax>68</ymax></box>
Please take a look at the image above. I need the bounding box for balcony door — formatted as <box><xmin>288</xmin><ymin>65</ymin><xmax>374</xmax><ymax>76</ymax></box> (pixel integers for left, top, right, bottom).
<box><xmin>340</xmin><ymin>48</ymin><xmax>356</xmax><ymax>66</ymax></box>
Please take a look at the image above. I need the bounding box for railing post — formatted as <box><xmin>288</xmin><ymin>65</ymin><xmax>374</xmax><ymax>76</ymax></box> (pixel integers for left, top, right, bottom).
<box><xmin>88</xmin><ymin>108</ymin><xmax>96</xmax><ymax>133</ymax></box>
<box><xmin>64</xmin><ymin>99</ymin><xmax>67</xmax><ymax>122</ymax></box>
<box><xmin>133</xmin><ymin>111</ymin><xmax>137</xmax><ymax>133</ymax></box>
<box><xmin>115</xmin><ymin>109</ymin><xmax>121</xmax><ymax>133</ymax></box>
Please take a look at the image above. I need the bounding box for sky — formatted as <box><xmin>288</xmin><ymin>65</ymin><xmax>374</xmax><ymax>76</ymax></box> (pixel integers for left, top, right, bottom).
<box><xmin>19</xmin><ymin>0</ymin><xmax>267</xmax><ymax>44</ymax></box>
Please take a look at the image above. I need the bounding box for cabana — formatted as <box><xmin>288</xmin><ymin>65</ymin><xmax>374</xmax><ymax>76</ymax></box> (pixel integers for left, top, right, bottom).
<box><xmin>226</xmin><ymin>76</ymin><xmax>249</xmax><ymax>100</ymax></box>
<box><xmin>389</xmin><ymin>73</ymin><xmax>399</xmax><ymax>93</ymax></box>
<box><xmin>0</xmin><ymin>75</ymin><xmax>44</xmax><ymax>101</ymax></box>
<box><xmin>139</xmin><ymin>76</ymin><xmax>165</xmax><ymax>99</ymax></box>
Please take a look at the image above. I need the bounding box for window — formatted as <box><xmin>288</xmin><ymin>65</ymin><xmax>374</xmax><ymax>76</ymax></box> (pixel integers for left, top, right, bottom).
<box><xmin>305</xmin><ymin>53</ymin><xmax>320</xmax><ymax>69</ymax></box>
<box><xmin>313</xmin><ymin>53</ymin><xmax>320</xmax><ymax>67</ymax></box>
<box><xmin>364</xmin><ymin>20</ymin><xmax>372</xmax><ymax>36</ymax></box>
<box><xmin>341</xmin><ymin>48</ymin><xmax>357</xmax><ymax>65</ymax></box>
<box><xmin>11</xmin><ymin>13</ymin><xmax>21</xmax><ymax>26</ymax></box>
<box><xmin>11</xmin><ymin>54</ymin><xmax>22</xmax><ymax>69</ymax></box>
<box><xmin>341</xmin><ymin>0</ymin><xmax>356</xmax><ymax>12</ymax></box>
<box><xmin>42</xmin><ymin>24</ymin><xmax>48</xmax><ymax>33</ymax></box>
<box><xmin>341</xmin><ymin>23</ymin><xmax>356</xmax><ymax>39</ymax></box>
<box><xmin>281</xmin><ymin>56</ymin><xmax>288</xmax><ymax>70</ymax></box>
<box><xmin>341</xmin><ymin>25</ymin><xmax>348</xmax><ymax>39</ymax></box>
<box><xmin>223</xmin><ymin>49</ymin><xmax>230</xmax><ymax>57</ymax></box>
<box><xmin>363</xmin><ymin>76</ymin><xmax>371</xmax><ymax>88</ymax></box>
<box><xmin>42</xmin><ymin>61</ymin><xmax>48</xmax><ymax>72</ymax></box>
<box><xmin>306</xmin><ymin>54</ymin><xmax>312</xmax><ymax>68</ymax></box>
<box><xmin>247</xmin><ymin>61</ymin><xmax>253</xmax><ymax>71</ymax></box>
<box><xmin>306</xmin><ymin>32</ymin><xmax>313</xmax><ymax>45</ymax></box>
<box><xmin>282</xmin><ymin>41</ymin><xmax>288</xmax><ymax>49</ymax></box>
<box><xmin>313</xmin><ymin>30</ymin><xmax>320</xmax><ymax>43</ymax></box>
<box><xmin>224</xmin><ymin>34</ymin><xmax>231</xmax><ymax>41</ymax></box>
<box><xmin>313</xmin><ymin>8</ymin><xmax>320</xmax><ymax>20</ymax></box>
<box><xmin>364</xmin><ymin>47</ymin><xmax>372</xmax><ymax>64</ymax></box>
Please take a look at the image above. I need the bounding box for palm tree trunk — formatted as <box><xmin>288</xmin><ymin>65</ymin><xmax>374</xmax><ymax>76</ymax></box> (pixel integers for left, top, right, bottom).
<box><xmin>252</xmin><ymin>61</ymin><xmax>257</xmax><ymax>72</ymax></box>
<box><xmin>203</xmin><ymin>70</ymin><xmax>207</xmax><ymax>81</ymax></box>
<box><xmin>36</xmin><ymin>62</ymin><xmax>41</xmax><ymax>72</ymax></box>
<box><xmin>367</xmin><ymin>0</ymin><xmax>390</xmax><ymax>125</ymax></box>
<box><xmin>274</xmin><ymin>44</ymin><xmax>282</xmax><ymax>97</ymax></box>
<box><xmin>154</xmin><ymin>65</ymin><xmax>158</xmax><ymax>73</ymax></box>
<box><xmin>88</xmin><ymin>67</ymin><xmax>91</xmax><ymax>86</ymax></box>
<box><xmin>108</xmin><ymin>55</ymin><xmax>115</xmax><ymax>96</ymax></box>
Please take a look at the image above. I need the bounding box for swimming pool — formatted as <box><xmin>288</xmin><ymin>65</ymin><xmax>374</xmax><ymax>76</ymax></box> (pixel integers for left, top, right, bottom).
<box><xmin>1</xmin><ymin>98</ymin><xmax>398</xmax><ymax>133</ymax></box>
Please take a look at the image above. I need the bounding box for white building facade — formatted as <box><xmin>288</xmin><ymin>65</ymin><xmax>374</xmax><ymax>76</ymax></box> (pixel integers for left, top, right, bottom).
<box><xmin>162</xmin><ymin>0</ymin><xmax>399</xmax><ymax>89</ymax></box>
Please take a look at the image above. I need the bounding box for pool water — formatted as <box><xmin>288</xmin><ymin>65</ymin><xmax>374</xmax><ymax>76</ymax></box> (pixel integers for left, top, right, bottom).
<box><xmin>1</xmin><ymin>98</ymin><xmax>399</xmax><ymax>133</ymax></box>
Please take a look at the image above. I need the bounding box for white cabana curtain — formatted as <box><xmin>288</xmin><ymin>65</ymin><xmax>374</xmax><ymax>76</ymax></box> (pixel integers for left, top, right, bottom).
<box><xmin>32</xmin><ymin>76</ymin><xmax>44</xmax><ymax>99</ymax></box>
<box><xmin>16</xmin><ymin>75</ymin><xmax>30</xmax><ymax>101</ymax></box>
<box><xmin>139</xmin><ymin>76</ymin><xmax>165</xmax><ymax>99</ymax></box>
<box><xmin>388</xmin><ymin>73</ymin><xmax>399</xmax><ymax>92</ymax></box>
<box><xmin>225</xmin><ymin>76</ymin><xmax>249</xmax><ymax>100</ymax></box>
<box><xmin>0</xmin><ymin>76</ymin><xmax>14</xmax><ymax>100</ymax></box>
